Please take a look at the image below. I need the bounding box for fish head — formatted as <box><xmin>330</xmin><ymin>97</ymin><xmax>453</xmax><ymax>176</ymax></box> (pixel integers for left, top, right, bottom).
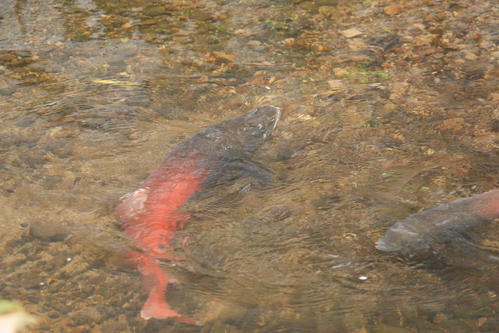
<box><xmin>234</xmin><ymin>105</ymin><xmax>281</xmax><ymax>153</ymax></box>
<box><xmin>375</xmin><ymin>218</ymin><xmax>437</xmax><ymax>253</ymax></box>
<box><xmin>243</xmin><ymin>105</ymin><xmax>281</xmax><ymax>138</ymax></box>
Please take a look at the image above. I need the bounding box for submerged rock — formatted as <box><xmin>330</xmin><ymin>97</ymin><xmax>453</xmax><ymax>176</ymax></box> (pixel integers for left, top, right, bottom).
<box><xmin>29</xmin><ymin>219</ymin><xmax>72</xmax><ymax>242</ymax></box>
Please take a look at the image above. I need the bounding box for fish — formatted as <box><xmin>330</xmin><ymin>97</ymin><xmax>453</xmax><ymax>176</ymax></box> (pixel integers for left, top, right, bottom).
<box><xmin>376</xmin><ymin>190</ymin><xmax>499</xmax><ymax>253</ymax></box>
<box><xmin>115</xmin><ymin>105</ymin><xmax>281</xmax><ymax>324</ymax></box>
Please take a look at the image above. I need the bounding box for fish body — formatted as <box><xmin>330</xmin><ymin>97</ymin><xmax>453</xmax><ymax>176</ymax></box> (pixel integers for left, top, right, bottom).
<box><xmin>376</xmin><ymin>190</ymin><xmax>499</xmax><ymax>253</ymax></box>
<box><xmin>116</xmin><ymin>106</ymin><xmax>280</xmax><ymax>324</ymax></box>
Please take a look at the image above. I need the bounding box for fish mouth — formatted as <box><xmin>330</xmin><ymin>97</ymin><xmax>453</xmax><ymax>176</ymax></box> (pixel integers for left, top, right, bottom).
<box><xmin>375</xmin><ymin>239</ymin><xmax>391</xmax><ymax>252</ymax></box>
<box><xmin>270</xmin><ymin>106</ymin><xmax>281</xmax><ymax>131</ymax></box>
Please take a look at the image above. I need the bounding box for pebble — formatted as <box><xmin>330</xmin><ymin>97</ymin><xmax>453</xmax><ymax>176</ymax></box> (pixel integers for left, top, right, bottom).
<box><xmin>0</xmin><ymin>85</ymin><xmax>16</xmax><ymax>96</ymax></box>
<box><xmin>142</xmin><ymin>6</ymin><xmax>167</xmax><ymax>17</ymax></box>
<box><xmin>340</xmin><ymin>28</ymin><xmax>363</xmax><ymax>38</ymax></box>
<box><xmin>384</xmin><ymin>4</ymin><xmax>403</xmax><ymax>16</ymax></box>
<box><xmin>17</xmin><ymin>269</ymin><xmax>45</xmax><ymax>289</ymax></box>
<box><xmin>433</xmin><ymin>313</ymin><xmax>447</xmax><ymax>324</ymax></box>
<box><xmin>372</xmin><ymin>323</ymin><xmax>413</xmax><ymax>333</ymax></box>
<box><xmin>301</xmin><ymin>1</ymin><xmax>318</xmax><ymax>11</ymax></box>
<box><xmin>316</xmin><ymin>0</ymin><xmax>338</xmax><ymax>5</ymax></box>
<box><xmin>189</xmin><ymin>10</ymin><xmax>213</xmax><ymax>21</ymax></box>
<box><xmin>29</xmin><ymin>219</ymin><xmax>71</xmax><ymax>242</ymax></box>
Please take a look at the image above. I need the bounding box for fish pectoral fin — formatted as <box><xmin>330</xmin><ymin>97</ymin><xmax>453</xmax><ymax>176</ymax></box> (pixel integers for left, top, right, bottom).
<box><xmin>202</xmin><ymin>158</ymin><xmax>274</xmax><ymax>188</ymax></box>
<box><xmin>222</xmin><ymin>158</ymin><xmax>274</xmax><ymax>186</ymax></box>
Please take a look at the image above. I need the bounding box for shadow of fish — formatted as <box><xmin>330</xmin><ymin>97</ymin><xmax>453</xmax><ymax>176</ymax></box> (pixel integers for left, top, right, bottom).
<box><xmin>376</xmin><ymin>190</ymin><xmax>499</xmax><ymax>253</ymax></box>
<box><xmin>115</xmin><ymin>106</ymin><xmax>280</xmax><ymax>325</ymax></box>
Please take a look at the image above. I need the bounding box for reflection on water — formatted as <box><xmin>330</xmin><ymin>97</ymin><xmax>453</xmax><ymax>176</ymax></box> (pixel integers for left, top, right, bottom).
<box><xmin>1</xmin><ymin>0</ymin><xmax>499</xmax><ymax>331</ymax></box>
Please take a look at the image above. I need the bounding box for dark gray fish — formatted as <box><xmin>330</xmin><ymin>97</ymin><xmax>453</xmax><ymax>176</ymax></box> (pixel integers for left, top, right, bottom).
<box><xmin>376</xmin><ymin>190</ymin><xmax>499</xmax><ymax>253</ymax></box>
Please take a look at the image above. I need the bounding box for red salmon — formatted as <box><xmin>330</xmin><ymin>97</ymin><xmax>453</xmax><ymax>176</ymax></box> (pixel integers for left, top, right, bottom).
<box><xmin>116</xmin><ymin>106</ymin><xmax>281</xmax><ymax>324</ymax></box>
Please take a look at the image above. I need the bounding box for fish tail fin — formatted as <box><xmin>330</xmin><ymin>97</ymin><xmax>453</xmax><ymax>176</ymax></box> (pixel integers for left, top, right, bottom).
<box><xmin>141</xmin><ymin>295</ymin><xmax>203</xmax><ymax>326</ymax></box>
<box><xmin>131</xmin><ymin>251</ymin><xmax>202</xmax><ymax>326</ymax></box>
<box><xmin>140</xmin><ymin>295</ymin><xmax>176</xmax><ymax>319</ymax></box>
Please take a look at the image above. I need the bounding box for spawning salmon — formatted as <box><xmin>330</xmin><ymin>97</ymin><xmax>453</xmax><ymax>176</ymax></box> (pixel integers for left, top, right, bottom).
<box><xmin>376</xmin><ymin>190</ymin><xmax>499</xmax><ymax>253</ymax></box>
<box><xmin>116</xmin><ymin>105</ymin><xmax>281</xmax><ymax>325</ymax></box>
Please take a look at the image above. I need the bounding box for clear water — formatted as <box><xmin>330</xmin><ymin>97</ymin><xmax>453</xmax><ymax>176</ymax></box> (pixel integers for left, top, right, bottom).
<box><xmin>1</xmin><ymin>0</ymin><xmax>499</xmax><ymax>332</ymax></box>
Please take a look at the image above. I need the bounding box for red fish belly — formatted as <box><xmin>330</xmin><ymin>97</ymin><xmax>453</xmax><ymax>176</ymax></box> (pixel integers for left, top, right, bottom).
<box><xmin>116</xmin><ymin>157</ymin><xmax>207</xmax><ymax>323</ymax></box>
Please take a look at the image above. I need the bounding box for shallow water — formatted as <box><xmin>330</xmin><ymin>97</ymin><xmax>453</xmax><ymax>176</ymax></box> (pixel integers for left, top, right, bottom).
<box><xmin>2</xmin><ymin>0</ymin><xmax>499</xmax><ymax>332</ymax></box>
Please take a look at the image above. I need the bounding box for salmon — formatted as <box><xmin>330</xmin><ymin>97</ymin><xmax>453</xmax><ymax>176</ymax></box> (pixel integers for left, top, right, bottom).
<box><xmin>376</xmin><ymin>190</ymin><xmax>499</xmax><ymax>253</ymax></box>
<box><xmin>116</xmin><ymin>106</ymin><xmax>281</xmax><ymax>324</ymax></box>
